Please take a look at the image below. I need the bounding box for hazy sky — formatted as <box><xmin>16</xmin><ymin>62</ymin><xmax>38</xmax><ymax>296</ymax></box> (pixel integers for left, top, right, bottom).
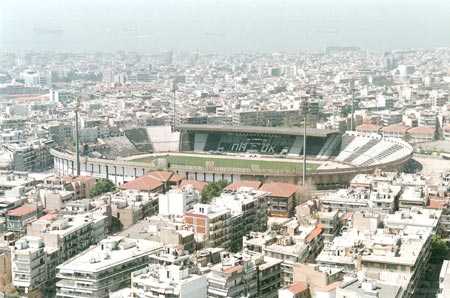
<box><xmin>1</xmin><ymin>0</ymin><xmax>450</xmax><ymax>53</ymax></box>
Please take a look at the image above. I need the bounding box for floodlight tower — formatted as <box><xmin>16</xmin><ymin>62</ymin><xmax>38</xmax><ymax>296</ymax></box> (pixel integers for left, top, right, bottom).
<box><xmin>75</xmin><ymin>97</ymin><xmax>81</xmax><ymax>176</ymax></box>
<box><xmin>171</xmin><ymin>80</ymin><xmax>177</xmax><ymax>132</ymax></box>
<box><xmin>350</xmin><ymin>79</ymin><xmax>356</xmax><ymax>131</ymax></box>
<box><xmin>302</xmin><ymin>87</ymin><xmax>310</xmax><ymax>186</ymax></box>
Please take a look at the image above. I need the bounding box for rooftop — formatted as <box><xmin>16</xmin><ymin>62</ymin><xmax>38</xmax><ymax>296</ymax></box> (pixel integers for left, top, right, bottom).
<box><xmin>7</xmin><ymin>204</ymin><xmax>37</xmax><ymax>217</ymax></box>
<box><xmin>259</xmin><ymin>182</ymin><xmax>298</xmax><ymax>198</ymax></box>
<box><xmin>224</xmin><ymin>180</ymin><xmax>262</xmax><ymax>191</ymax></box>
<box><xmin>57</xmin><ymin>236</ymin><xmax>163</xmax><ymax>273</ymax></box>
<box><xmin>121</xmin><ymin>175</ymin><xmax>163</xmax><ymax>192</ymax></box>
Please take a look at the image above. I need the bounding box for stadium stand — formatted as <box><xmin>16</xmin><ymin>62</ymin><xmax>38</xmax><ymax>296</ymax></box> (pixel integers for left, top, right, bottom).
<box><xmin>124</xmin><ymin>128</ymin><xmax>153</xmax><ymax>152</ymax></box>
<box><xmin>334</xmin><ymin>132</ymin><xmax>413</xmax><ymax>168</ymax></box>
<box><xmin>146</xmin><ymin>126</ymin><xmax>180</xmax><ymax>152</ymax></box>
<box><xmin>98</xmin><ymin>136</ymin><xmax>141</xmax><ymax>159</ymax></box>
<box><xmin>288</xmin><ymin>136</ymin><xmax>303</xmax><ymax>156</ymax></box>
<box><xmin>317</xmin><ymin>134</ymin><xmax>341</xmax><ymax>159</ymax></box>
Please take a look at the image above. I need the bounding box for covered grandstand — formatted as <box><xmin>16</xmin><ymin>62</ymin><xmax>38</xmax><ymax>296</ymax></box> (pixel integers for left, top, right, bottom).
<box><xmin>179</xmin><ymin>124</ymin><xmax>341</xmax><ymax>159</ymax></box>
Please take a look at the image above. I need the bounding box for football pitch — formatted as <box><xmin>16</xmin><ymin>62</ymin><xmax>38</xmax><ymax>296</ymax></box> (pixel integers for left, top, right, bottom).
<box><xmin>132</xmin><ymin>154</ymin><xmax>319</xmax><ymax>174</ymax></box>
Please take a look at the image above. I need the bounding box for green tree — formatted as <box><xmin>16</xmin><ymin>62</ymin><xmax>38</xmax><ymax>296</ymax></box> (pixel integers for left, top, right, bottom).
<box><xmin>430</xmin><ymin>235</ymin><xmax>449</xmax><ymax>264</ymax></box>
<box><xmin>90</xmin><ymin>178</ymin><xmax>116</xmax><ymax>197</ymax></box>
<box><xmin>201</xmin><ymin>180</ymin><xmax>228</xmax><ymax>203</ymax></box>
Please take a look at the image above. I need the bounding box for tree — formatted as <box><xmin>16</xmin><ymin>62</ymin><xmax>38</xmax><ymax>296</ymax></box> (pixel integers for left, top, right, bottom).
<box><xmin>201</xmin><ymin>180</ymin><xmax>228</xmax><ymax>203</ymax></box>
<box><xmin>430</xmin><ymin>235</ymin><xmax>449</xmax><ymax>264</ymax></box>
<box><xmin>90</xmin><ymin>178</ymin><xmax>116</xmax><ymax>197</ymax></box>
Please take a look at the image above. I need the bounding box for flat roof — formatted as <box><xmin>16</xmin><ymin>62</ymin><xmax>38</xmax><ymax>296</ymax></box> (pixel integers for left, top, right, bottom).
<box><xmin>57</xmin><ymin>237</ymin><xmax>163</xmax><ymax>274</ymax></box>
<box><xmin>177</xmin><ymin>124</ymin><xmax>339</xmax><ymax>138</ymax></box>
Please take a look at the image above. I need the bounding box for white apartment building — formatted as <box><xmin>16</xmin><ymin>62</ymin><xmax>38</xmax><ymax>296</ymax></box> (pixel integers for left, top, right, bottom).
<box><xmin>320</xmin><ymin>186</ymin><xmax>399</xmax><ymax>214</ymax></box>
<box><xmin>27</xmin><ymin>212</ymin><xmax>108</xmax><ymax>263</ymax></box>
<box><xmin>11</xmin><ymin>236</ymin><xmax>47</xmax><ymax>293</ymax></box>
<box><xmin>131</xmin><ymin>263</ymin><xmax>207</xmax><ymax>298</ymax></box>
<box><xmin>336</xmin><ymin>277</ymin><xmax>403</xmax><ymax>298</ymax></box>
<box><xmin>206</xmin><ymin>252</ymin><xmax>259</xmax><ymax>298</ymax></box>
<box><xmin>158</xmin><ymin>186</ymin><xmax>200</xmax><ymax>216</ymax></box>
<box><xmin>316</xmin><ymin>226</ymin><xmax>432</xmax><ymax>297</ymax></box>
<box><xmin>56</xmin><ymin>236</ymin><xmax>163</xmax><ymax>298</ymax></box>
<box><xmin>438</xmin><ymin>260</ymin><xmax>450</xmax><ymax>298</ymax></box>
<box><xmin>108</xmin><ymin>189</ymin><xmax>159</xmax><ymax>227</ymax></box>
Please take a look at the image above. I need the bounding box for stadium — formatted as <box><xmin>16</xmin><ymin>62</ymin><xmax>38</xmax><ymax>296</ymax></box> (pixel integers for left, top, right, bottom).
<box><xmin>51</xmin><ymin>124</ymin><xmax>413</xmax><ymax>189</ymax></box>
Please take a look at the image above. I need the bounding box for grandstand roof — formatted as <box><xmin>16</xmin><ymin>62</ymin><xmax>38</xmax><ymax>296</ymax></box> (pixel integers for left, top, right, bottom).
<box><xmin>177</xmin><ymin>124</ymin><xmax>338</xmax><ymax>138</ymax></box>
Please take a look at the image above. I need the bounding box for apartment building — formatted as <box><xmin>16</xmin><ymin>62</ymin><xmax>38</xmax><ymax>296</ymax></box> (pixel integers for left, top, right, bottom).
<box><xmin>158</xmin><ymin>186</ymin><xmax>200</xmax><ymax>217</ymax></box>
<box><xmin>336</xmin><ymin>278</ymin><xmax>403</xmax><ymax>298</ymax></box>
<box><xmin>206</xmin><ymin>252</ymin><xmax>258</xmax><ymax>298</ymax></box>
<box><xmin>292</xmin><ymin>263</ymin><xmax>343</xmax><ymax>297</ymax></box>
<box><xmin>259</xmin><ymin>182</ymin><xmax>298</xmax><ymax>218</ymax></box>
<box><xmin>408</xmin><ymin>126</ymin><xmax>436</xmax><ymax>143</ymax></box>
<box><xmin>316</xmin><ymin>226</ymin><xmax>432</xmax><ymax>297</ymax></box>
<box><xmin>56</xmin><ymin>236</ymin><xmax>163</xmax><ymax>298</ymax></box>
<box><xmin>147</xmin><ymin>215</ymin><xmax>195</xmax><ymax>252</ymax></box>
<box><xmin>11</xmin><ymin>236</ymin><xmax>47</xmax><ymax>294</ymax></box>
<box><xmin>131</xmin><ymin>263</ymin><xmax>208</xmax><ymax>298</ymax></box>
<box><xmin>108</xmin><ymin>190</ymin><xmax>159</xmax><ymax>228</ymax></box>
<box><xmin>264</xmin><ymin>236</ymin><xmax>309</xmax><ymax>286</ymax></box>
<box><xmin>243</xmin><ymin>221</ymin><xmax>323</xmax><ymax>287</ymax></box>
<box><xmin>27</xmin><ymin>212</ymin><xmax>108</xmax><ymax>263</ymax></box>
<box><xmin>384</xmin><ymin>208</ymin><xmax>441</xmax><ymax>233</ymax></box>
<box><xmin>184</xmin><ymin>188</ymin><xmax>269</xmax><ymax>251</ymax></box>
<box><xmin>213</xmin><ymin>188</ymin><xmax>269</xmax><ymax>249</ymax></box>
<box><xmin>6</xmin><ymin>204</ymin><xmax>38</xmax><ymax>233</ymax></box>
<box><xmin>320</xmin><ymin>185</ymin><xmax>400</xmax><ymax>214</ymax></box>
<box><xmin>438</xmin><ymin>260</ymin><xmax>450</xmax><ymax>298</ymax></box>
<box><xmin>318</xmin><ymin>210</ymin><xmax>340</xmax><ymax>241</ymax></box>
<box><xmin>184</xmin><ymin>204</ymin><xmax>232</xmax><ymax>250</ymax></box>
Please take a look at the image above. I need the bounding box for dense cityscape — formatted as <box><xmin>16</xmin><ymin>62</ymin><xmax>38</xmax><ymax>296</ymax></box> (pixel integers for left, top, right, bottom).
<box><xmin>2</xmin><ymin>2</ymin><xmax>450</xmax><ymax>298</ymax></box>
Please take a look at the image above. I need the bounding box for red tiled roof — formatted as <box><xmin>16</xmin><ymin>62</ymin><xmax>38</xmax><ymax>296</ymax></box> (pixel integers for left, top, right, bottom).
<box><xmin>148</xmin><ymin>171</ymin><xmax>174</xmax><ymax>182</ymax></box>
<box><xmin>73</xmin><ymin>176</ymin><xmax>95</xmax><ymax>182</ymax></box>
<box><xmin>224</xmin><ymin>180</ymin><xmax>262</xmax><ymax>191</ymax></box>
<box><xmin>184</xmin><ymin>211</ymin><xmax>207</xmax><ymax>219</ymax></box>
<box><xmin>169</xmin><ymin>174</ymin><xmax>184</xmax><ymax>183</ymax></box>
<box><xmin>382</xmin><ymin>124</ymin><xmax>410</xmax><ymax>133</ymax></box>
<box><xmin>408</xmin><ymin>126</ymin><xmax>436</xmax><ymax>135</ymax></box>
<box><xmin>306</xmin><ymin>225</ymin><xmax>323</xmax><ymax>243</ymax></box>
<box><xmin>313</xmin><ymin>281</ymin><xmax>341</xmax><ymax>292</ymax></box>
<box><xmin>342</xmin><ymin>212</ymin><xmax>353</xmax><ymax>221</ymax></box>
<box><xmin>180</xmin><ymin>180</ymin><xmax>208</xmax><ymax>192</ymax></box>
<box><xmin>7</xmin><ymin>204</ymin><xmax>37</xmax><ymax>217</ymax></box>
<box><xmin>121</xmin><ymin>176</ymin><xmax>163</xmax><ymax>192</ymax></box>
<box><xmin>428</xmin><ymin>198</ymin><xmax>449</xmax><ymax>209</ymax></box>
<box><xmin>223</xmin><ymin>265</ymin><xmax>243</xmax><ymax>274</ymax></box>
<box><xmin>62</xmin><ymin>175</ymin><xmax>94</xmax><ymax>183</ymax></box>
<box><xmin>260</xmin><ymin>182</ymin><xmax>298</xmax><ymax>198</ymax></box>
<box><xmin>356</xmin><ymin>124</ymin><xmax>381</xmax><ymax>132</ymax></box>
<box><xmin>288</xmin><ymin>282</ymin><xmax>308</xmax><ymax>294</ymax></box>
<box><xmin>38</xmin><ymin>212</ymin><xmax>58</xmax><ymax>221</ymax></box>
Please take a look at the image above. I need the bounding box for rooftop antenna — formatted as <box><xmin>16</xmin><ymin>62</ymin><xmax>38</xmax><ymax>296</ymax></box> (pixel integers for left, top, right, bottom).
<box><xmin>75</xmin><ymin>97</ymin><xmax>81</xmax><ymax>176</ymax></box>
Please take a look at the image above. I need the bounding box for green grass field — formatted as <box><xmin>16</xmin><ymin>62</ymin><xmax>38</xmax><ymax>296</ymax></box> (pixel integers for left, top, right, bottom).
<box><xmin>132</xmin><ymin>154</ymin><xmax>318</xmax><ymax>173</ymax></box>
